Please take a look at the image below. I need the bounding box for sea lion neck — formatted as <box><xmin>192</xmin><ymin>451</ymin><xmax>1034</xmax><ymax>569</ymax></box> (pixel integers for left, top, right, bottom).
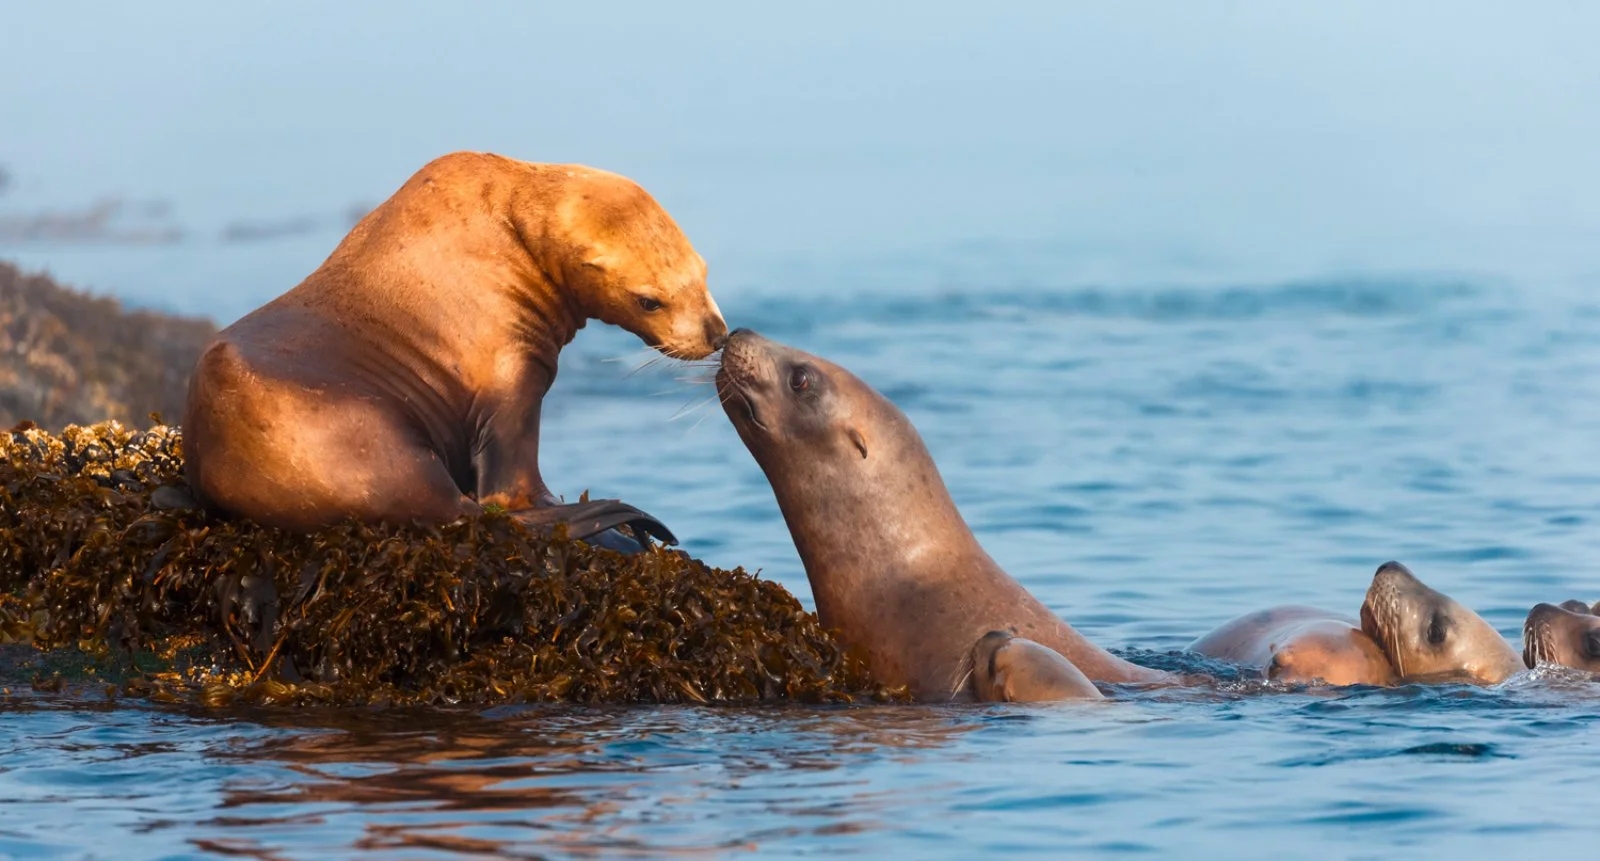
<box><xmin>313</xmin><ymin>155</ymin><xmax>585</xmax><ymax>392</ymax></box>
<box><xmin>775</xmin><ymin>432</ymin><xmax>991</xmax><ymax>599</ymax></box>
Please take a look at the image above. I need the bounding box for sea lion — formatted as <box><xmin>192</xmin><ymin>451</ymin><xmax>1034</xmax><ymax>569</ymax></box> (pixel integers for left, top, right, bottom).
<box><xmin>183</xmin><ymin>151</ymin><xmax>727</xmax><ymax>548</ymax></box>
<box><xmin>1359</xmin><ymin>560</ymin><xmax>1523</xmax><ymax>684</ymax></box>
<box><xmin>1187</xmin><ymin>605</ymin><xmax>1396</xmax><ymax>686</ymax></box>
<box><xmin>971</xmin><ymin>631</ymin><xmax>1104</xmax><ymax>702</ymax></box>
<box><xmin>715</xmin><ymin>328</ymin><xmax>1168</xmax><ymax>701</ymax></box>
<box><xmin>1523</xmin><ymin>602</ymin><xmax>1600</xmax><ymax>672</ymax></box>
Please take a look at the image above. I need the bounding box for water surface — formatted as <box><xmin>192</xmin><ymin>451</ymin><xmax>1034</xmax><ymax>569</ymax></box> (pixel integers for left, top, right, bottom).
<box><xmin>7</xmin><ymin>259</ymin><xmax>1600</xmax><ymax>857</ymax></box>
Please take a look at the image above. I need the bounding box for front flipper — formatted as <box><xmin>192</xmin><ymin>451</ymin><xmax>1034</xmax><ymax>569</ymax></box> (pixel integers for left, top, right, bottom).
<box><xmin>510</xmin><ymin>498</ymin><xmax>679</xmax><ymax>548</ymax></box>
<box><xmin>971</xmin><ymin>631</ymin><xmax>1104</xmax><ymax>702</ymax></box>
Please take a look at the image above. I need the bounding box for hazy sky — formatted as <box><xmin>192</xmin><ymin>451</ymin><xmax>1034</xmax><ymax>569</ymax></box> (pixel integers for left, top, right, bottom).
<box><xmin>2</xmin><ymin>2</ymin><xmax>1597</xmax><ymax>310</ymax></box>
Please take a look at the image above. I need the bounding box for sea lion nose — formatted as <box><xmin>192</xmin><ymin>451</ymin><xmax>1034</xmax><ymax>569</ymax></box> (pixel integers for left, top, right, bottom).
<box><xmin>706</xmin><ymin>316</ymin><xmax>730</xmax><ymax>350</ymax></box>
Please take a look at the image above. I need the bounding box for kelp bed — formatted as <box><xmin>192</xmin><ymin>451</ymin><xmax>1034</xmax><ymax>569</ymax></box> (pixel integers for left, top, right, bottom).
<box><xmin>0</xmin><ymin>421</ymin><xmax>899</xmax><ymax>706</ymax></box>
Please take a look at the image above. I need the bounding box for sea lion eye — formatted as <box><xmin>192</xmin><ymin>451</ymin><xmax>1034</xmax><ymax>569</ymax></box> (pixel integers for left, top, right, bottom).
<box><xmin>637</xmin><ymin>296</ymin><xmax>663</xmax><ymax>312</ymax></box>
<box><xmin>789</xmin><ymin>366</ymin><xmax>812</xmax><ymax>393</ymax></box>
<box><xmin>1427</xmin><ymin>615</ymin><xmax>1447</xmax><ymax>646</ymax></box>
<box><xmin>1584</xmin><ymin>632</ymin><xmax>1600</xmax><ymax>658</ymax></box>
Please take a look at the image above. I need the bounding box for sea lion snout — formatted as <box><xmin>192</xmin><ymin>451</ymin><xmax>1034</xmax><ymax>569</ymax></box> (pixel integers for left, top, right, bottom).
<box><xmin>1523</xmin><ymin>603</ymin><xmax>1567</xmax><ymax>668</ymax></box>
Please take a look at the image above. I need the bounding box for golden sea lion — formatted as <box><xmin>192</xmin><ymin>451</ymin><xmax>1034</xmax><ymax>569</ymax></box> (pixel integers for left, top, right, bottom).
<box><xmin>183</xmin><ymin>152</ymin><xmax>727</xmax><ymax>548</ymax></box>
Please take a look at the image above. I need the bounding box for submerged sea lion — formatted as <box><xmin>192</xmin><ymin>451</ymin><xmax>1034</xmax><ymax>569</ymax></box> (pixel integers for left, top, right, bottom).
<box><xmin>1359</xmin><ymin>561</ymin><xmax>1523</xmax><ymax>684</ymax></box>
<box><xmin>1187</xmin><ymin>605</ymin><xmax>1396</xmax><ymax>686</ymax></box>
<box><xmin>1523</xmin><ymin>602</ymin><xmax>1600</xmax><ymax>672</ymax></box>
<box><xmin>715</xmin><ymin>328</ymin><xmax>1169</xmax><ymax>701</ymax></box>
<box><xmin>183</xmin><ymin>152</ymin><xmax>727</xmax><ymax>547</ymax></box>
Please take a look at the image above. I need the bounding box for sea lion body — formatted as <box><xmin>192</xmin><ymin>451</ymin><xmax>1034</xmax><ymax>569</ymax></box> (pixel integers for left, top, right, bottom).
<box><xmin>1188</xmin><ymin>605</ymin><xmax>1396</xmax><ymax>686</ymax></box>
<box><xmin>715</xmin><ymin>329</ymin><xmax>1169</xmax><ymax>701</ymax></box>
<box><xmin>184</xmin><ymin>152</ymin><xmax>726</xmax><ymax>540</ymax></box>
<box><xmin>1359</xmin><ymin>561</ymin><xmax>1523</xmax><ymax>684</ymax></box>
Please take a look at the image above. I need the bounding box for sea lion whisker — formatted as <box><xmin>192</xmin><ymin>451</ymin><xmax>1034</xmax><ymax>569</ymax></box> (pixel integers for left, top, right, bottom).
<box><xmin>687</xmin><ymin>407</ymin><xmax>722</xmax><ymax>434</ymax></box>
<box><xmin>626</xmin><ymin>355</ymin><xmax>671</xmax><ymax>377</ymax></box>
<box><xmin>602</xmin><ymin>348</ymin><xmax>659</xmax><ymax>364</ymax></box>
<box><xmin>668</xmin><ymin>395</ymin><xmax>720</xmax><ymax>422</ymax></box>
<box><xmin>949</xmin><ymin>654</ymin><xmax>976</xmax><ymax>698</ymax></box>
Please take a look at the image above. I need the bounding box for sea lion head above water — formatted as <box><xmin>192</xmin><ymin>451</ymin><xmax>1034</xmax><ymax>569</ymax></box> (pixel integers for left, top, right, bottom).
<box><xmin>1359</xmin><ymin>561</ymin><xmax>1522</xmax><ymax>684</ymax></box>
<box><xmin>1523</xmin><ymin>602</ymin><xmax>1600</xmax><ymax>672</ymax></box>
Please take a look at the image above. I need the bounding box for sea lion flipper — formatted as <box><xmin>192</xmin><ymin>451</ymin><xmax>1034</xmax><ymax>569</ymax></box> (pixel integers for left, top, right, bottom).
<box><xmin>970</xmin><ymin>631</ymin><xmax>1104</xmax><ymax>702</ymax></box>
<box><xmin>512</xmin><ymin>499</ymin><xmax>679</xmax><ymax>547</ymax></box>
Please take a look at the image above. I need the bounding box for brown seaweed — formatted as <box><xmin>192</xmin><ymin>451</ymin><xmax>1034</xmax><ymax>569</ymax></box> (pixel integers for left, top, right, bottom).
<box><xmin>1</xmin><ymin>420</ymin><xmax>902</xmax><ymax>707</ymax></box>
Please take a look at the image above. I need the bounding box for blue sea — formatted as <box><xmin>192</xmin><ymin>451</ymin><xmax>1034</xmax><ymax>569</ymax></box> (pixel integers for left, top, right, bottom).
<box><xmin>5</xmin><ymin>3</ymin><xmax>1600</xmax><ymax>857</ymax></box>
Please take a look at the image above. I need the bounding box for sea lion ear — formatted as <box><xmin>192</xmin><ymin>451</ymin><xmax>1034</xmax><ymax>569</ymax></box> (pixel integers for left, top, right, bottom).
<box><xmin>582</xmin><ymin>257</ymin><xmax>607</xmax><ymax>271</ymax></box>
<box><xmin>848</xmin><ymin>428</ymin><xmax>868</xmax><ymax>459</ymax></box>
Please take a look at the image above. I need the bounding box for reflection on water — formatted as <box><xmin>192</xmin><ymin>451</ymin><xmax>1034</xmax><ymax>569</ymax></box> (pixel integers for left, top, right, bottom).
<box><xmin>8</xmin><ymin>674</ymin><xmax>1600</xmax><ymax>857</ymax></box>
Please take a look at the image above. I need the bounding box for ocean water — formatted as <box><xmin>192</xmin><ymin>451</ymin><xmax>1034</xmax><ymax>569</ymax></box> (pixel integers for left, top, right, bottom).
<box><xmin>6</xmin><ymin>243</ymin><xmax>1600</xmax><ymax>858</ymax></box>
<box><xmin>6</xmin><ymin>4</ymin><xmax>1600</xmax><ymax>857</ymax></box>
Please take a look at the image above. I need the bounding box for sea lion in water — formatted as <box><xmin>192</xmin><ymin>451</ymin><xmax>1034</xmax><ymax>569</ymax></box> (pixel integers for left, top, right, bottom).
<box><xmin>1523</xmin><ymin>602</ymin><xmax>1600</xmax><ymax>672</ymax></box>
<box><xmin>971</xmin><ymin>631</ymin><xmax>1104</xmax><ymax>702</ymax></box>
<box><xmin>716</xmin><ymin>328</ymin><xmax>1169</xmax><ymax>701</ymax></box>
<box><xmin>183</xmin><ymin>152</ymin><xmax>727</xmax><ymax>548</ymax></box>
<box><xmin>1187</xmin><ymin>605</ymin><xmax>1396</xmax><ymax>686</ymax></box>
<box><xmin>1359</xmin><ymin>561</ymin><xmax>1523</xmax><ymax>684</ymax></box>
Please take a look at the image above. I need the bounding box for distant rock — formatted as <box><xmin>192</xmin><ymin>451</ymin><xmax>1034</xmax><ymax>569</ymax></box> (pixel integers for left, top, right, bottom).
<box><xmin>0</xmin><ymin>197</ymin><xmax>183</xmax><ymax>245</ymax></box>
<box><xmin>220</xmin><ymin>215</ymin><xmax>320</xmax><ymax>243</ymax></box>
<box><xmin>0</xmin><ymin>261</ymin><xmax>216</xmax><ymax>429</ymax></box>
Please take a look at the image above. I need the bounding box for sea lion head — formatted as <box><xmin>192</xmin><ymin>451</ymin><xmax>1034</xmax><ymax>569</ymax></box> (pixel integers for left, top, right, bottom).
<box><xmin>715</xmin><ymin>328</ymin><xmax>954</xmax><ymax>560</ymax></box>
<box><xmin>561</xmin><ymin>170</ymin><xmax>727</xmax><ymax>360</ymax></box>
<box><xmin>1523</xmin><ymin>602</ymin><xmax>1600</xmax><ymax>672</ymax></box>
<box><xmin>1264</xmin><ymin>621</ymin><xmax>1397</xmax><ymax>687</ymax></box>
<box><xmin>969</xmin><ymin>630</ymin><xmax>1104</xmax><ymax>702</ymax></box>
<box><xmin>716</xmin><ymin>328</ymin><xmax>919</xmax><ymax>490</ymax></box>
<box><xmin>1358</xmin><ymin>561</ymin><xmax>1523</xmax><ymax>684</ymax></box>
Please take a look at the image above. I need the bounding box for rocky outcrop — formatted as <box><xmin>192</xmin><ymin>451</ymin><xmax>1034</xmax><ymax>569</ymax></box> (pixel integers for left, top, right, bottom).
<box><xmin>0</xmin><ymin>421</ymin><xmax>898</xmax><ymax>706</ymax></box>
<box><xmin>0</xmin><ymin>261</ymin><xmax>215</xmax><ymax>430</ymax></box>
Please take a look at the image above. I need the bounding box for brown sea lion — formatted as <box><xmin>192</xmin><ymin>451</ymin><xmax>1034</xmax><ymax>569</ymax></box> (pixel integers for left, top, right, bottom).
<box><xmin>183</xmin><ymin>152</ymin><xmax>727</xmax><ymax>548</ymax></box>
<box><xmin>1187</xmin><ymin>605</ymin><xmax>1396</xmax><ymax>686</ymax></box>
<box><xmin>1359</xmin><ymin>561</ymin><xmax>1523</xmax><ymax>684</ymax></box>
<box><xmin>715</xmin><ymin>328</ymin><xmax>1168</xmax><ymax>701</ymax></box>
<box><xmin>1523</xmin><ymin>602</ymin><xmax>1600</xmax><ymax>672</ymax></box>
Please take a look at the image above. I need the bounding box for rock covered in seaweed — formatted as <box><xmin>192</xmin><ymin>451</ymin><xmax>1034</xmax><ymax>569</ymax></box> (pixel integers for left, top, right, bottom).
<box><xmin>1</xmin><ymin>420</ymin><xmax>900</xmax><ymax>706</ymax></box>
